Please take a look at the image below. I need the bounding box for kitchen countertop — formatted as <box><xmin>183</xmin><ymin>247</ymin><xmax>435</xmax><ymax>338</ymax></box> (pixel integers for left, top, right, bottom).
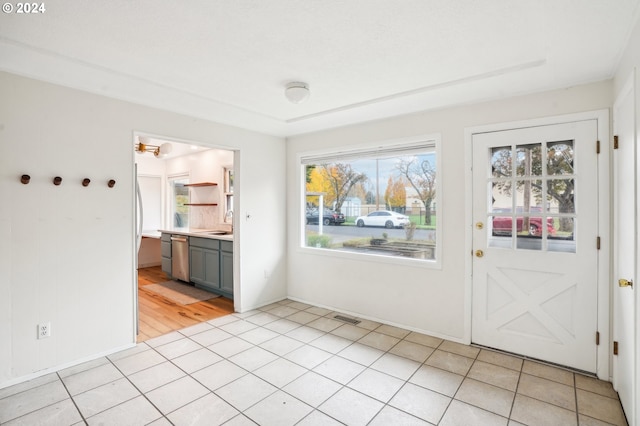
<box><xmin>159</xmin><ymin>228</ymin><xmax>233</xmax><ymax>241</ymax></box>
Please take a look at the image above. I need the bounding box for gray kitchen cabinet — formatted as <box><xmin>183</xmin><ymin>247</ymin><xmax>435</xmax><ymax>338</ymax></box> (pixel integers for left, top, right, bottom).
<box><xmin>160</xmin><ymin>233</ymin><xmax>172</xmax><ymax>276</ymax></box>
<box><xmin>220</xmin><ymin>240</ymin><xmax>234</xmax><ymax>295</ymax></box>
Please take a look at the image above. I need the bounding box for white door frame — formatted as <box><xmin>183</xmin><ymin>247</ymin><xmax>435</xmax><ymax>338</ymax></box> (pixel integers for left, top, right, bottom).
<box><xmin>464</xmin><ymin>109</ymin><xmax>610</xmax><ymax>380</ymax></box>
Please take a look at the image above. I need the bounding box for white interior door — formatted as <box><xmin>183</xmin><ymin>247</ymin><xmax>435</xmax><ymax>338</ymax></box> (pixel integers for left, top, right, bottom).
<box><xmin>613</xmin><ymin>75</ymin><xmax>636</xmax><ymax>425</ymax></box>
<box><xmin>472</xmin><ymin>120</ymin><xmax>599</xmax><ymax>372</ymax></box>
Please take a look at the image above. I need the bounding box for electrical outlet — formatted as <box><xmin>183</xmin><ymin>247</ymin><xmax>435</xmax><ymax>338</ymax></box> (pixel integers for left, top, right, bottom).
<box><xmin>38</xmin><ymin>322</ymin><xmax>51</xmax><ymax>339</ymax></box>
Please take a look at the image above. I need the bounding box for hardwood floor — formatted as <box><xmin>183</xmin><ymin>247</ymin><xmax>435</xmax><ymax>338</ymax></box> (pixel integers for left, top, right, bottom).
<box><xmin>137</xmin><ymin>266</ymin><xmax>234</xmax><ymax>342</ymax></box>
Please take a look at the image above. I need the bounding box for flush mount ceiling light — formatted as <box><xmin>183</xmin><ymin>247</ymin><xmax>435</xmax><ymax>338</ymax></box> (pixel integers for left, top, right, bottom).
<box><xmin>285</xmin><ymin>82</ymin><xmax>310</xmax><ymax>104</ymax></box>
<box><xmin>135</xmin><ymin>136</ymin><xmax>173</xmax><ymax>158</ymax></box>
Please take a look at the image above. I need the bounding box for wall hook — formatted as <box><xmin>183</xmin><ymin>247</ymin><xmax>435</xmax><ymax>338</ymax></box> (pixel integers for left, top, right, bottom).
<box><xmin>53</xmin><ymin>176</ymin><xmax>62</xmax><ymax>186</ymax></box>
<box><xmin>20</xmin><ymin>174</ymin><xmax>30</xmax><ymax>184</ymax></box>
<box><xmin>108</xmin><ymin>179</ymin><xmax>116</xmax><ymax>188</ymax></box>
<box><xmin>82</xmin><ymin>178</ymin><xmax>91</xmax><ymax>187</ymax></box>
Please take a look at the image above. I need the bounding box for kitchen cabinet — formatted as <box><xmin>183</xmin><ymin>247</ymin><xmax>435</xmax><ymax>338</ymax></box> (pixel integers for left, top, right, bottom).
<box><xmin>189</xmin><ymin>237</ymin><xmax>233</xmax><ymax>298</ymax></box>
<box><xmin>160</xmin><ymin>233</ymin><xmax>172</xmax><ymax>276</ymax></box>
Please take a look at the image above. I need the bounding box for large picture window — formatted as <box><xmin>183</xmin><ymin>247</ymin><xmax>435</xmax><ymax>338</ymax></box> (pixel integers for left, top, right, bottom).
<box><xmin>301</xmin><ymin>138</ymin><xmax>440</xmax><ymax>263</ymax></box>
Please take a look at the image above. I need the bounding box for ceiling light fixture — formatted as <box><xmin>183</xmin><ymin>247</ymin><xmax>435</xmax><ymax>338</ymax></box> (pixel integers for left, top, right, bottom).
<box><xmin>285</xmin><ymin>81</ymin><xmax>310</xmax><ymax>104</ymax></box>
<box><xmin>135</xmin><ymin>137</ymin><xmax>173</xmax><ymax>158</ymax></box>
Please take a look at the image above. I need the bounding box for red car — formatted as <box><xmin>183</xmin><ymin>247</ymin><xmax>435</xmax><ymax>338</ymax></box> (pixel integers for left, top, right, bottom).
<box><xmin>492</xmin><ymin>209</ymin><xmax>555</xmax><ymax>237</ymax></box>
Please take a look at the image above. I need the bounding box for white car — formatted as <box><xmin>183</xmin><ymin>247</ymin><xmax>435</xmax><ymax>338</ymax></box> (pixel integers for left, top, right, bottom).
<box><xmin>355</xmin><ymin>210</ymin><xmax>411</xmax><ymax>229</ymax></box>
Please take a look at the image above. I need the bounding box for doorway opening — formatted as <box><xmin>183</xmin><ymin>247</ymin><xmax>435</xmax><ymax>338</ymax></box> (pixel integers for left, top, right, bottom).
<box><xmin>135</xmin><ymin>135</ymin><xmax>236</xmax><ymax>342</ymax></box>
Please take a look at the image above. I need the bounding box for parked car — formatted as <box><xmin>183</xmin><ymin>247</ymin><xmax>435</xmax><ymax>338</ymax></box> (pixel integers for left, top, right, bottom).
<box><xmin>306</xmin><ymin>208</ymin><xmax>345</xmax><ymax>225</ymax></box>
<box><xmin>492</xmin><ymin>208</ymin><xmax>555</xmax><ymax>237</ymax></box>
<box><xmin>355</xmin><ymin>210</ymin><xmax>410</xmax><ymax>228</ymax></box>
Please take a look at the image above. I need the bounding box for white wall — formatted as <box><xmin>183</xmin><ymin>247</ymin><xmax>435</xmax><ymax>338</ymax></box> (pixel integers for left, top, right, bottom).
<box><xmin>0</xmin><ymin>72</ymin><xmax>287</xmax><ymax>387</ymax></box>
<box><xmin>286</xmin><ymin>81</ymin><xmax>612</xmax><ymax>342</ymax></box>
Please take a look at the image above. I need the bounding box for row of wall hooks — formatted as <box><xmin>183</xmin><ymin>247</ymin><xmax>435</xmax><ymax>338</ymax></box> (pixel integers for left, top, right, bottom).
<box><xmin>20</xmin><ymin>175</ymin><xmax>116</xmax><ymax>188</ymax></box>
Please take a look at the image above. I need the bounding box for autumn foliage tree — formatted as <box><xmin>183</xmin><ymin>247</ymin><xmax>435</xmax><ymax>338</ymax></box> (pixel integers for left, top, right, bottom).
<box><xmin>384</xmin><ymin>176</ymin><xmax>406</xmax><ymax>211</ymax></box>
<box><xmin>306</xmin><ymin>163</ymin><xmax>367</xmax><ymax>212</ymax></box>
<box><xmin>396</xmin><ymin>157</ymin><xmax>436</xmax><ymax>225</ymax></box>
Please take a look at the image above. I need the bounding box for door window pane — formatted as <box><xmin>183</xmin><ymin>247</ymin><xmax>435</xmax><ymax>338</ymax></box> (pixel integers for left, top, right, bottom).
<box><xmin>491</xmin><ymin>146</ymin><xmax>512</xmax><ymax>178</ymax></box>
<box><xmin>546</xmin><ymin>179</ymin><xmax>575</xmax><ymax>214</ymax></box>
<box><xmin>547</xmin><ymin>141</ymin><xmax>574</xmax><ymax>175</ymax></box>
<box><xmin>516</xmin><ymin>144</ymin><xmax>542</xmax><ymax>176</ymax></box>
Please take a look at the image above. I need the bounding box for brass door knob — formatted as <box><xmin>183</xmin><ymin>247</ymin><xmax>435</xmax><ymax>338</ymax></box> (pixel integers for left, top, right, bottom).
<box><xmin>618</xmin><ymin>278</ymin><xmax>633</xmax><ymax>288</ymax></box>
<box><xmin>475</xmin><ymin>249</ymin><xmax>484</xmax><ymax>258</ymax></box>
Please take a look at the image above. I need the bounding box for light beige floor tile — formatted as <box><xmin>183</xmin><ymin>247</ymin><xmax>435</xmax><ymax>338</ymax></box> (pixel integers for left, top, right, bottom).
<box><xmin>306</xmin><ymin>317</ymin><xmax>343</xmax><ymax>333</ymax></box>
<box><xmin>224</xmin><ymin>414</ymin><xmax>257</xmax><ymax>426</ymax></box>
<box><xmin>147</xmin><ymin>418</ymin><xmax>172</xmax><ymax>426</ymax></box>
<box><xmin>107</xmin><ymin>343</ymin><xmax>151</xmax><ymax>362</ymax></box>
<box><xmin>254</xmin><ymin>358</ymin><xmax>307</xmax><ymax>388</ymax></box>
<box><xmin>389</xmin><ymin>382</ymin><xmax>451</xmax><ymax>424</ymax></box>
<box><xmin>286</xmin><ymin>311</ymin><xmax>321</xmax><ymax>325</ymax></box>
<box><xmin>522</xmin><ymin>360</ymin><xmax>574</xmax><ymax>386</ymax></box>
<box><xmin>171</xmin><ymin>348</ymin><xmax>223</xmax><ymax>374</ymax></box>
<box><xmin>146</xmin><ymin>376</ymin><xmax>209</xmax><ymax>415</ymax></box>
<box><xmin>455</xmin><ymin>378</ymin><xmax>515</xmax><ymax>417</ymax></box>
<box><xmin>243</xmin><ymin>312</ymin><xmax>280</xmax><ymax>326</ymax></box>
<box><xmin>4</xmin><ymin>398</ymin><xmax>82</xmax><ymax>426</ymax></box>
<box><xmin>167</xmin><ymin>393</ymin><xmax>239</xmax><ymax>426</ymax></box>
<box><xmin>111</xmin><ymin>349</ymin><xmax>166</xmax><ymax>376</ymax></box>
<box><xmin>259</xmin><ymin>302</ymin><xmax>284</xmax><ymax>311</ymax></box>
<box><xmin>440</xmin><ymin>400</ymin><xmax>508</xmax><ymax>426</ymax></box>
<box><xmin>207</xmin><ymin>315</ymin><xmax>241</xmax><ymax>327</ymax></box>
<box><xmin>178</xmin><ymin>321</ymin><xmax>214</xmax><ymax>336</ymax></box>
<box><xmin>330</xmin><ymin>323</ymin><xmax>371</xmax><ymax>341</ymax></box>
<box><xmin>286</xmin><ymin>301</ymin><xmax>313</xmax><ymax>310</ymax></box>
<box><xmin>244</xmin><ymin>390</ymin><xmax>313</xmax><ymax>426</ymax></box>
<box><xmin>517</xmin><ymin>373</ymin><xmax>576</xmax><ymax>410</ymax></box>
<box><xmin>237</xmin><ymin>326</ymin><xmax>279</xmax><ymax>345</ymax></box>
<box><xmin>284</xmin><ymin>345</ymin><xmax>332</xmax><ymax>369</ymax></box>
<box><xmin>439</xmin><ymin>340</ymin><xmax>480</xmax><ymax>359</ymax></box>
<box><xmin>355</xmin><ymin>318</ymin><xmax>382</xmax><ymax>331</ymax></box>
<box><xmin>578</xmin><ymin>413</ymin><xmax>624</xmax><ymax>425</ymax></box>
<box><xmin>313</xmin><ymin>355</ymin><xmax>366</xmax><ymax>384</ymax></box>
<box><xmin>358</xmin><ymin>331</ymin><xmax>401</xmax><ymax>351</ymax></box>
<box><xmin>476</xmin><ymin>349</ymin><xmax>523</xmax><ymax>371</ymax></box>
<box><xmin>266</xmin><ymin>305</ymin><xmax>300</xmax><ymax>318</ymax></box>
<box><xmin>370</xmin><ymin>352</ymin><xmax>421</xmax><ymax>380</ymax></box>
<box><xmin>58</xmin><ymin>358</ymin><xmax>109</xmax><ymax>379</ymax></box>
<box><xmin>231</xmin><ymin>309</ymin><xmax>261</xmax><ymax>319</ymax></box>
<box><xmin>189</xmin><ymin>328</ymin><xmax>233</xmax><ymax>346</ymax></box>
<box><xmin>375</xmin><ymin>324</ymin><xmax>411</xmax><ymax>339</ymax></box>
<box><xmin>208</xmin><ymin>336</ymin><xmax>254</xmax><ymax>358</ymax></box>
<box><xmin>404</xmin><ymin>331</ymin><xmax>443</xmax><ymax>348</ymax></box>
<box><xmin>297</xmin><ymin>410</ymin><xmax>344</xmax><ymax>425</ymax></box>
<box><xmin>85</xmin><ymin>395</ymin><xmax>162</xmax><ymax>426</ymax></box>
<box><xmin>576</xmin><ymin>374</ymin><xmax>620</xmax><ymax>399</ymax></box>
<box><xmin>577</xmin><ymin>389</ymin><xmax>627</xmax><ymax>426</ymax></box>
<box><xmin>285</xmin><ymin>325</ymin><xmax>325</xmax><ymax>343</ymax></box>
<box><xmin>62</xmin><ymin>363</ymin><xmax>124</xmax><ymax>396</ymax></box>
<box><xmin>389</xmin><ymin>340</ymin><xmax>435</xmax><ymax>362</ymax></box>
<box><xmin>0</xmin><ymin>380</ymin><xmax>69</xmax><ymax>423</ymax></box>
<box><xmin>319</xmin><ymin>387</ymin><xmax>384</xmax><ymax>426</ymax></box>
<box><xmin>425</xmin><ymin>350</ymin><xmax>474</xmax><ymax>376</ymax></box>
<box><xmin>262</xmin><ymin>318</ymin><xmax>302</xmax><ymax>334</ymax></box>
<box><xmin>348</xmin><ymin>368</ymin><xmax>405</xmax><ymax>403</ymax></box>
<box><xmin>128</xmin><ymin>361</ymin><xmax>186</xmax><ymax>393</ymax></box>
<box><xmin>0</xmin><ymin>373</ymin><xmax>60</xmax><ymax>400</ymax></box>
<box><xmin>74</xmin><ymin>377</ymin><xmax>140</xmax><ymax>418</ymax></box>
<box><xmin>259</xmin><ymin>334</ymin><xmax>304</xmax><ymax>356</ymax></box>
<box><xmin>154</xmin><ymin>337</ymin><xmax>202</xmax><ymax>359</ymax></box>
<box><xmin>215</xmin><ymin>374</ymin><xmax>277</xmax><ymax>412</ymax></box>
<box><xmin>191</xmin><ymin>359</ymin><xmax>248</xmax><ymax>391</ymax></box>
<box><xmin>511</xmin><ymin>394</ymin><xmax>577</xmax><ymax>426</ymax></box>
<box><xmin>338</xmin><ymin>342</ymin><xmax>385</xmax><ymax>366</ymax></box>
<box><xmin>145</xmin><ymin>331</ymin><xmax>184</xmax><ymax>348</ymax></box>
<box><xmin>310</xmin><ymin>333</ymin><xmax>353</xmax><ymax>353</ymax></box>
<box><xmin>283</xmin><ymin>371</ymin><xmax>342</xmax><ymax>407</ymax></box>
<box><xmin>468</xmin><ymin>360</ymin><xmax>520</xmax><ymax>391</ymax></box>
<box><xmin>228</xmin><ymin>346</ymin><xmax>279</xmax><ymax>371</ymax></box>
<box><xmin>409</xmin><ymin>364</ymin><xmax>464</xmax><ymax>397</ymax></box>
<box><xmin>305</xmin><ymin>306</ymin><xmax>334</xmax><ymax>316</ymax></box>
<box><xmin>369</xmin><ymin>405</ymin><xmax>431</xmax><ymax>425</ymax></box>
<box><xmin>219</xmin><ymin>319</ymin><xmax>259</xmax><ymax>335</ymax></box>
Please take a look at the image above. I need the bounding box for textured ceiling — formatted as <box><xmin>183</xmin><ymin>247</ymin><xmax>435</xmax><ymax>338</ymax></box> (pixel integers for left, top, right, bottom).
<box><xmin>1</xmin><ymin>0</ymin><xmax>639</xmax><ymax>136</ymax></box>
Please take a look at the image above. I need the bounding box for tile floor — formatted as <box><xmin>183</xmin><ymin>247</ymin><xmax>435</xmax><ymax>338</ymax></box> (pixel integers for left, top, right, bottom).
<box><xmin>0</xmin><ymin>299</ymin><xmax>628</xmax><ymax>425</ymax></box>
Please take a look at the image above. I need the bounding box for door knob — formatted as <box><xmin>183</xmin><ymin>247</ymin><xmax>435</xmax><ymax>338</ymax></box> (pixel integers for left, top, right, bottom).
<box><xmin>475</xmin><ymin>222</ymin><xmax>484</xmax><ymax>230</ymax></box>
<box><xmin>475</xmin><ymin>250</ymin><xmax>484</xmax><ymax>258</ymax></box>
<box><xmin>618</xmin><ymin>278</ymin><xmax>633</xmax><ymax>288</ymax></box>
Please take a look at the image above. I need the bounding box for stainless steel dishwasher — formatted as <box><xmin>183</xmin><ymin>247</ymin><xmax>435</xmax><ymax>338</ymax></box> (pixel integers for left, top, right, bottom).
<box><xmin>170</xmin><ymin>235</ymin><xmax>189</xmax><ymax>282</ymax></box>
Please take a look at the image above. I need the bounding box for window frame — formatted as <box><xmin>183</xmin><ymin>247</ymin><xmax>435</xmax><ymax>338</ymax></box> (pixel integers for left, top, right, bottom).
<box><xmin>298</xmin><ymin>134</ymin><xmax>442</xmax><ymax>269</ymax></box>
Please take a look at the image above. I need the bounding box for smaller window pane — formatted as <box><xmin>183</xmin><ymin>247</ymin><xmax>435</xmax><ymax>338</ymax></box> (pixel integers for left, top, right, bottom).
<box><xmin>491</xmin><ymin>146</ymin><xmax>512</xmax><ymax>178</ymax></box>
<box><xmin>515</xmin><ymin>180</ymin><xmax>543</xmax><ymax>213</ymax></box>
<box><xmin>516</xmin><ymin>144</ymin><xmax>542</xmax><ymax>177</ymax></box>
<box><xmin>549</xmin><ymin>218</ymin><xmax>576</xmax><ymax>253</ymax></box>
<box><xmin>491</xmin><ymin>181</ymin><xmax>512</xmax><ymax>213</ymax></box>
<box><xmin>546</xmin><ymin>179</ymin><xmax>575</xmax><ymax>214</ymax></box>
<box><xmin>547</xmin><ymin>141</ymin><xmax>574</xmax><ymax>175</ymax></box>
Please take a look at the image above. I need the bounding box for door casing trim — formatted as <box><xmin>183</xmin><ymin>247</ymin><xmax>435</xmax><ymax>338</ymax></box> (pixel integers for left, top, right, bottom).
<box><xmin>464</xmin><ymin>109</ymin><xmax>611</xmax><ymax>380</ymax></box>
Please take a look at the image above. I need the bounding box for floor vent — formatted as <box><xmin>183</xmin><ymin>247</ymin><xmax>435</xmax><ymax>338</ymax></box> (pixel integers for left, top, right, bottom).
<box><xmin>333</xmin><ymin>315</ymin><xmax>361</xmax><ymax>325</ymax></box>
